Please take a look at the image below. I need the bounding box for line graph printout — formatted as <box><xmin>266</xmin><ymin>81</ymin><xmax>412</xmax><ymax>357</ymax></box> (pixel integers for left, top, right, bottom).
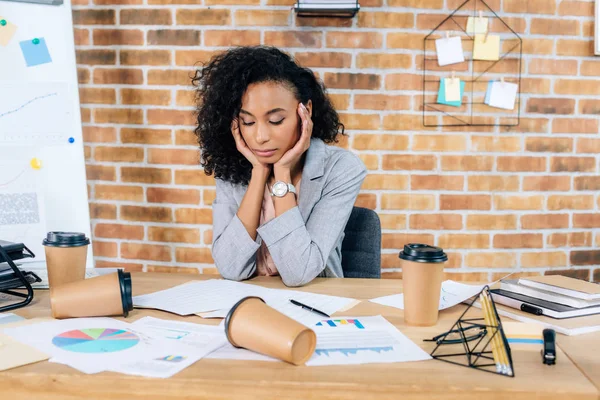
<box><xmin>306</xmin><ymin>316</ymin><xmax>431</xmax><ymax>366</ymax></box>
<box><xmin>0</xmin><ymin>150</ymin><xmax>46</xmax><ymax>260</ymax></box>
<box><xmin>0</xmin><ymin>82</ymin><xmax>72</xmax><ymax>145</ymax></box>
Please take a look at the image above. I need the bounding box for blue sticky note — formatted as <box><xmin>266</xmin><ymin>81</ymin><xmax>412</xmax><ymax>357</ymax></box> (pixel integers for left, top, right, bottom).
<box><xmin>484</xmin><ymin>80</ymin><xmax>494</xmax><ymax>104</ymax></box>
<box><xmin>19</xmin><ymin>37</ymin><xmax>52</xmax><ymax>67</ymax></box>
<box><xmin>437</xmin><ymin>79</ymin><xmax>466</xmax><ymax>107</ymax></box>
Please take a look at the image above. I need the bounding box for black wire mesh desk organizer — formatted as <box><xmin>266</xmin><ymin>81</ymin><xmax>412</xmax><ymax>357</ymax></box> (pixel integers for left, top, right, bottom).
<box><xmin>0</xmin><ymin>240</ymin><xmax>41</xmax><ymax>313</ymax></box>
<box><xmin>425</xmin><ymin>286</ymin><xmax>515</xmax><ymax>377</ymax></box>
<box><xmin>422</xmin><ymin>0</ymin><xmax>522</xmax><ymax>127</ymax></box>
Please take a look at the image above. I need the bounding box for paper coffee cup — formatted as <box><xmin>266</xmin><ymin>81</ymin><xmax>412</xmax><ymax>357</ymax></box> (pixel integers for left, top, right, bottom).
<box><xmin>43</xmin><ymin>232</ymin><xmax>90</xmax><ymax>288</ymax></box>
<box><xmin>50</xmin><ymin>270</ymin><xmax>133</xmax><ymax>319</ymax></box>
<box><xmin>399</xmin><ymin>244</ymin><xmax>448</xmax><ymax>327</ymax></box>
<box><xmin>224</xmin><ymin>296</ymin><xmax>317</xmax><ymax>365</ymax></box>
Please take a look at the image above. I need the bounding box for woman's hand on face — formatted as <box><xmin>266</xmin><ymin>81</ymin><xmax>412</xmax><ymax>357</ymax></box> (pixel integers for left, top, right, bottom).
<box><xmin>231</xmin><ymin>118</ymin><xmax>271</xmax><ymax>174</ymax></box>
<box><xmin>274</xmin><ymin>102</ymin><xmax>312</xmax><ymax>172</ymax></box>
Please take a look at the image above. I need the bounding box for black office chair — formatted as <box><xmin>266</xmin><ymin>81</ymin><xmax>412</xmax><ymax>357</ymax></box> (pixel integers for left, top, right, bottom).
<box><xmin>341</xmin><ymin>206</ymin><xmax>382</xmax><ymax>279</ymax></box>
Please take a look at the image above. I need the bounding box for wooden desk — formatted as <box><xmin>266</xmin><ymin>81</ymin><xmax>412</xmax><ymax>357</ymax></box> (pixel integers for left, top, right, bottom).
<box><xmin>1</xmin><ymin>273</ymin><xmax>598</xmax><ymax>400</ymax></box>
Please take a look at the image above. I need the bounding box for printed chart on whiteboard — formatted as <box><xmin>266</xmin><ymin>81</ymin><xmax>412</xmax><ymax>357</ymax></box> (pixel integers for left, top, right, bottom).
<box><xmin>0</xmin><ymin>82</ymin><xmax>73</xmax><ymax>146</ymax></box>
<box><xmin>0</xmin><ymin>149</ymin><xmax>46</xmax><ymax>261</ymax></box>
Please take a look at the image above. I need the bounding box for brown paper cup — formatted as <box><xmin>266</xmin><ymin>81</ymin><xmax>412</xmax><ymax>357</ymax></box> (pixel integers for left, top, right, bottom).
<box><xmin>44</xmin><ymin>245</ymin><xmax>88</xmax><ymax>288</ymax></box>
<box><xmin>401</xmin><ymin>259</ymin><xmax>445</xmax><ymax>326</ymax></box>
<box><xmin>43</xmin><ymin>232</ymin><xmax>90</xmax><ymax>288</ymax></box>
<box><xmin>225</xmin><ymin>297</ymin><xmax>316</xmax><ymax>365</ymax></box>
<box><xmin>50</xmin><ymin>270</ymin><xmax>133</xmax><ymax>319</ymax></box>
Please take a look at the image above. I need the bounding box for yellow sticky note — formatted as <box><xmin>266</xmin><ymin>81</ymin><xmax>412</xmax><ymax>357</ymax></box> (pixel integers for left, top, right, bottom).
<box><xmin>445</xmin><ymin>78</ymin><xmax>461</xmax><ymax>102</ymax></box>
<box><xmin>466</xmin><ymin>16</ymin><xmax>488</xmax><ymax>34</ymax></box>
<box><xmin>473</xmin><ymin>34</ymin><xmax>500</xmax><ymax>61</ymax></box>
<box><xmin>0</xmin><ymin>17</ymin><xmax>17</xmax><ymax>47</ymax></box>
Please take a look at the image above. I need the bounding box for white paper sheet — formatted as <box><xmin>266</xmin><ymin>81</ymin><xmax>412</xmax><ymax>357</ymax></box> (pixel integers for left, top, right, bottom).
<box><xmin>133</xmin><ymin>316</ymin><xmax>278</xmax><ymax>362</ymax></box>
<box><xmin>306</xmin><ymin>316</ymin><xmax>431</xmax><ymax>366</ymax></box>
<box><xmin>134</xmin><ymin>279</ymin><xmax>357</xmax><ymax>327</ymax></box>
<box><xmin>133</xmin><ymin>280</ymin><xmax>271</xmax><ymax>315</ymax></box>
<box><xmin>488</xmin><ymin>81</ymin><xmax>518</xmax><ymax>110</ymax></box>
<box><xmin>4</xmin><ymin>317</ymin><xmax>201</xmax><ymax>377</ymax></box>
<box><xmin>118</xmin><ymin>317</ymin><xmax>228</xmax><ymax>377</ymax></box>
<box><xmin>0</xmin><ymin>313</ymin><xmax>24</xmax><ymax>325</ymax></box>
<box><xmin>435</xmin><ymin>36</ymin><xmax>465</xmax><ymax>66</ymax></box>
<box><xmin>369</xmin><ymin>280</ymin><xmax>489</xmax><ymax>311</ymax></box>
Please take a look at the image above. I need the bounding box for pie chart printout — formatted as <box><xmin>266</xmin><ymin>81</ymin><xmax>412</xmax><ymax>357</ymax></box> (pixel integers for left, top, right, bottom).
<box><xmin>51</xmin><ymin>328</ymin><xmax>140</xmax><ymax>353</ymax></box>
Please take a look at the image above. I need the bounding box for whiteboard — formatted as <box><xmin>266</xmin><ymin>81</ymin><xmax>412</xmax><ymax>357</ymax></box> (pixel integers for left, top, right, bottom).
<box><xmin>0</xmin><ymin>0</ymin><xmax>93</xmax><ymax>267</ymax></box>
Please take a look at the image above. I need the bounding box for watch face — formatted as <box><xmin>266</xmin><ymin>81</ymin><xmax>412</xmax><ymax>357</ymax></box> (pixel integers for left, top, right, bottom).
<box><xmin>272</xmin><ymin>181</ymin><xmax>288</xmax><ymax>197</ymax></box>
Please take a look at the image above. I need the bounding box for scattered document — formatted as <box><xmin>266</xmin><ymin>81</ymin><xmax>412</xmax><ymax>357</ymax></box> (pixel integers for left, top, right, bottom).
<box><xmin>488</xmin><ymin>80</ymin><xmax>518</xmax><ymax>110</ymax></box>
<box><xmin>0</xmin><ymin>317</ymin><xmax>50</xmax><ymax>372</ymax></box>
<box><xmin>0</xmin><ymin>313</ymin><xmax>25</xmax><ymax>325</ymax></box>
<box><xmin>4</xmin><ymin>317</ymin><xmax>192</xmax><ymax>376</ymax></box>
<box><xmin>133</xmin><ymin>280</ymin><xmax>271</xmax><ymax>315</ymax></box>
<box><xmin>370</xmin><ymin>280</ymin><xmax>489</xmax><ymax>311</ymax></box>
<box><xmin>133</xmin><ymin>316</ymin><xmax>278</xmax><ymax>362</ymax></box>
<box><xmin>437</xmin><ymin>78</ymin><xmax>465</xmax><ymax>107</ymax></box>
<box><xmin>134</xmin><ymin>279</ymin><xmax>357</xmax><ymax>327</ymax></box>
<box><xmin>19</xmin><ymin>37</ymin><xmax>52</xmax><ymax>67</ymax></box>
<box><xmin>115</xmin><ymin>317</ymin><xmax>227</xmax><ymax>378</ymax></box>
<box><xmin>466</xmin><ymin>16</ymin><xmax>488</xmax><ymax>34</ymax></box>
<box><xmin>306</xmin><ymin>316</ymin><xmax>431</xmax><ymax>366</ymax></box>
<box><xmin>473</xmin><ymin>33</ymin><xmax>500</xmax><ymax>61</ymax></box>
<box><xmin>0</xmin><ymin>17</ymin><xmax>17</xmax><ymax>47</ymax></box>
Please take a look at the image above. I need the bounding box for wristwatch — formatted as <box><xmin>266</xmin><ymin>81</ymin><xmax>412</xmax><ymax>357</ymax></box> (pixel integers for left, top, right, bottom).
<box><xmin>270</xmin><ymin>181</ymin><xmax>297</xmax><ymax>198</ymax></box>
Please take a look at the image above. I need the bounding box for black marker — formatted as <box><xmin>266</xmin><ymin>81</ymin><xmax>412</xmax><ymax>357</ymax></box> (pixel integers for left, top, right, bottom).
<box><xmin>520</xmin><ymin>303</ymin><xmax>543</xmax><ymax>316</ymax></box>
<box><xmin>289</xmin><ymin>299</ymin><xmax>330</xmax><ymax>318</ymax></box>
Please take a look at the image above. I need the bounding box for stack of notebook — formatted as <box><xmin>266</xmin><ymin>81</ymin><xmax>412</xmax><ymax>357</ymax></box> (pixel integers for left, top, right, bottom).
<box><xmin>492</xmin><ymin>275</ymin><xmax>600</xmax><ymax>319</ymax></box>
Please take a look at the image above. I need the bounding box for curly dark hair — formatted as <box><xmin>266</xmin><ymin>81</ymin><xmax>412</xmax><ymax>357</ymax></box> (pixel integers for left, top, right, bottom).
<box><xmin>192</xmin><ymin>46</ymin><xmax>345</xmax><ymax>185</ymax></box>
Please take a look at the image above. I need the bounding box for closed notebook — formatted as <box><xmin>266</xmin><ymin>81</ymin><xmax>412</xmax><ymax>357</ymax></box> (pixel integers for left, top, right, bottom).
<box><xmin>500</xmin><ymin>280</ymin><xmax>600</xmax><ymax>309</ymax></box>
<box><xmin>491</xmin><ymin>289</ymin><xmax>600</xmax><ymax>319</ymax></box>
<box><xmin>472</xmin><ymin>300</ymin><xmax>600</xmax><ymax>336</ymax></box>
<box><xmin>518</xmin><ymin>276</ymin><xmax>600</xmax><ymax>301</ymax></box>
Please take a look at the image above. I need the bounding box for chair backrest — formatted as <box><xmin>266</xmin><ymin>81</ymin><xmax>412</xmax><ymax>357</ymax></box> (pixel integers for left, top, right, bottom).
<box><xmin>341</xmin><ymin>206</ymin><xmax>381</xmax><ymax>279</ymax></box>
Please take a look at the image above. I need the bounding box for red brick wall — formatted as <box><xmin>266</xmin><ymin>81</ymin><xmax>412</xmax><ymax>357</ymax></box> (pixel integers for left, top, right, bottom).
<box><xmin>73</xmin><ymin>0</ymin><xmax>600</xmax><ymax>281</ymax></box>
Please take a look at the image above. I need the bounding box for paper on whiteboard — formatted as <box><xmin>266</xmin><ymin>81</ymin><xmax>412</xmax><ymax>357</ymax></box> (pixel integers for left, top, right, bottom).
<box><xmin>0</xmin><ymin>151</ymin><xmax>46</xmax><ymax>261</ymax></box>
<box><xmin>369</xmin><ymin>280</ymin><xmax>488</xmax><ymax>310</ymax></box>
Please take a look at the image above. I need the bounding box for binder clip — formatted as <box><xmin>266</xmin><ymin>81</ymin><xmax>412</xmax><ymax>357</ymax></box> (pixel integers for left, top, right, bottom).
<box><xmin>542</xmin><ymin>329</ymin><xmax>556</xmax><ymax>365</ymax></box>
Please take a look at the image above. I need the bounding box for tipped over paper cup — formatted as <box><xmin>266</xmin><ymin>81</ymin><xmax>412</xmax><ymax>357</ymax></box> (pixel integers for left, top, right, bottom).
<box><xmin>224</xmin><ymin>296</ymin><xmax>316</xmax><ymax>365</ymax></box>
<box><xmin>50</xmin><ymin>270</ymin><xmax>133</xmax><ymax>319</ymax></box>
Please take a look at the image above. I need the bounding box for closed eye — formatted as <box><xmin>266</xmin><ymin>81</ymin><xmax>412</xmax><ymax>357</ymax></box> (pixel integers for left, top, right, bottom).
<box><xmin>241</xmin><ymin>121</ymin><xmax>255</xmax><ymax>126</ymax></box>
<box><xmin>270</xmin><ymin>119</ymin><xmax>284</xmax><ymax>125</ymax></box>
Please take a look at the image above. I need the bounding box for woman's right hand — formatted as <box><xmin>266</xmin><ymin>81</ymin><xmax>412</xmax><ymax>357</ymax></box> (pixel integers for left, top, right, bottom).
<box><xmin>231</xmin><ymin>119</ymin><xmax>271</xmax><ymax>175</ymax></box>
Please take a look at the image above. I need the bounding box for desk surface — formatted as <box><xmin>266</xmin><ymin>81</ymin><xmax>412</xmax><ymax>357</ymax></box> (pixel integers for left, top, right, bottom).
<box><xmin>2</xmin><ymin>273</ymin><xmax>599</xmax><ymax>400</ymax></box>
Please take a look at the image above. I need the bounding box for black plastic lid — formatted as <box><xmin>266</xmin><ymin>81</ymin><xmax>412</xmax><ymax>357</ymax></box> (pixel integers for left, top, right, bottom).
<box><xmin>117</xmin><ymin>270</ymin><xmax>133</xmax><ymax>317</ymax></box>
<box><xmin>42</xmin><ymin>232</ymin><xmax>90</xmax><ymax>248</ymax></box>
<box><xmin>224</xmin><ymin>296</ymin><xmax>265</xmax><ymax>348</ymax></box>
<box><xmin>399</xmin><ymin>243</ymin><xmax>448</xmax><ymax>263</ymax></box>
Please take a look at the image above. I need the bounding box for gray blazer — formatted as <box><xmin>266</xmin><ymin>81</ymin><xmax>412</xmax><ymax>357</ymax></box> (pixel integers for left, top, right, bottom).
<box><xmin>211</xmin><ymin>138</ymin><xmax>367</xmax><ymax>287</ymax></box>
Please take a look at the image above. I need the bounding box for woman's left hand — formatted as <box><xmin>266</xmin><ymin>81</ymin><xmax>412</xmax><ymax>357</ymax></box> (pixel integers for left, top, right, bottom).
<box><xmin>274</xmin><ymin>102</ymin><xmax>312</xmax><ymax>172</ymax></box>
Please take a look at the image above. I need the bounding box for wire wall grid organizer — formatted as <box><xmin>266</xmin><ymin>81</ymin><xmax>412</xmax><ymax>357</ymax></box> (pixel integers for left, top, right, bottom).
<box><xmin>294</xmin><ymin>0</ymin><xmax>360</xmax><ymax>18</ymax></box>
<box><xmin>422</xmin><ymin>0</ymin><xmax>522</xmax><ymax>127</ymax></box>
